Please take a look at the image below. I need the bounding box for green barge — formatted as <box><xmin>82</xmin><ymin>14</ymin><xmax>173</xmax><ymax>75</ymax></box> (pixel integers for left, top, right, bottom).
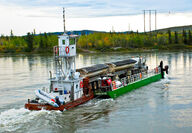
<box><xmin>93</xmin><ymin>61</ymin><xmax>168</xmax><ymax>99</ymax></box>
<box><xmin>77</xmin><ymin>58</ymin><xmax>168</xmax><ymax>99</ymax></box>
<box><xmin>107</xmin><ymin>72</ymin><xmax>163</xmax><ymax>99</ymax></box>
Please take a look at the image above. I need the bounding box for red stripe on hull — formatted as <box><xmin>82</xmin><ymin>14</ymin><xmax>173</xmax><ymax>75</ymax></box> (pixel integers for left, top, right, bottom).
<box><xmin>25</xmin><ymin>93</ymin><xmax>94</xmax><ymax>111</ymax></box>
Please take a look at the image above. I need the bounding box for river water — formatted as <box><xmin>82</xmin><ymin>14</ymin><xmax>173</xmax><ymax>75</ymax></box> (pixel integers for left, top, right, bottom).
<box><xmin>0</xmin><ymin>51</ymin><xmax>192</xmax><ymax>133</ymax></box>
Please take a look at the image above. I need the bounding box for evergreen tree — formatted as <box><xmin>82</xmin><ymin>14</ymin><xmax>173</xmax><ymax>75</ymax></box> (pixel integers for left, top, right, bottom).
<box><xmin>183</xmin><ymin>29</ymin><xmax>187</xmax><ymax>44</ymax></box>
<box><xmin>188</xmin><ymin>30</ymin><xmax>192</xmax><ymax>45</ymax></box>
<box><xmin>33</xmin><ymin>29</ymin><xmax>36</xmax><ymax>35</ymax></box>
<box><xmin>39</xmin><ymin>35</ymin><xmax>44</xmax><ymax>49</ymax></box>
<box><xmin>168</xmin><ymin>30</ymin><xmax>172</xmax><ymax>44</ymax></box>
<box><xmin>25</xmin><ymin>32</ymin><xmax>34</xmax><ymax>52</ymax></box>
<box><xmin>10</xmin><ymin>29</ymin><xmax>14</xmax><ymax>38</ymax></box>
<box><xmin>0</xmin><ymin>34</ymin><xmax>5</xmax><ymax>39</ymax></box>
<box><xmin>5</xmin><ymin>36</ymin><xmax>9</xmax><ymax>40</ymax></box>
<box><xmin>174</xmin><ymin>31</ymin><xmax>178</xmax><ymax>44</ymax></box>
<box><xmin>44</xmin><ymin>32</ymin><xmax>48</xmax><ymax>48</ymax></box>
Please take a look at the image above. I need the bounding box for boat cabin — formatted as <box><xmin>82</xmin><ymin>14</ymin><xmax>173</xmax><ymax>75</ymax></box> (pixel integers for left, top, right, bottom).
<box><xmin>57</xmin><ymin>34</ymin><xmax>78</xmax><ymax>57</ymax></box>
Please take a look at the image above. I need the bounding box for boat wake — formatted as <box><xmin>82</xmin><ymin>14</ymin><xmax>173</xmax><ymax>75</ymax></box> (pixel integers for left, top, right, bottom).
<box><xmin>160</xmin><ymin>75</ymin><xmax>171</xmax><ymax>89</ymax></box>
<box><xmin>0</xmin><ymin>108</ymin><xmax>61</xmax><ymax>132</ymax></box>
<box><xmin>80</xmin><ymin>98</ymin><xmax>114</xmax><ymax>107</ymax></box>
<box><xmin>0</xmin><ymin>99</ymin><xmax>115</xmax><ymax>132</ymax></box>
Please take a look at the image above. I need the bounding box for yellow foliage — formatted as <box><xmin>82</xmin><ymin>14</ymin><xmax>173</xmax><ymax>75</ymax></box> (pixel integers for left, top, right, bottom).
<box><xmin>104</xmin><ymin>37</ymin><xmax>110</xmax><ymax>46</ymax></box>
<box><xmin>16</xmin><ymin>48</ymin><xmax>21</xmax><ymax>52</ymax></box>
<box><xmin>88</xmin><ymin>42</ymin><xmax>92</xmax><ymax>47</ymax></box>
<box><xmin>0</xmin><ymin>47</ymin><xmax>4</xmax><ymax>52</ymax></box>
<box><xmin>97</xmin><ymin>40</ymin><xmax>103</xmax><ymax>48</ymax></box>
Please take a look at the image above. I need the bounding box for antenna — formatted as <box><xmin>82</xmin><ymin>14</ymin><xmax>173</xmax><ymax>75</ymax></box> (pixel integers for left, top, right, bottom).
<box><xmin>63</xmin><ymin>7</ymin><xmax>66</xmax><ymax>34</ymax></box>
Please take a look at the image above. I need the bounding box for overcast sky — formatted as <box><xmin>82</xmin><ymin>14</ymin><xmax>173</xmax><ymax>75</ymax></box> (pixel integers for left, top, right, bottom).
<box><xmin>0</xmin><ymin>0</ymin><xmax>192</xmax><ymax>35</ymax></box>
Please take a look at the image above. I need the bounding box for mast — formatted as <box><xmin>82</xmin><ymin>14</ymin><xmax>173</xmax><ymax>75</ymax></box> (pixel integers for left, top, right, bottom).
<box><xmin>63</xmin><ymin>7</ymin><xmax>66</xmax><ymax>34</ymax></box>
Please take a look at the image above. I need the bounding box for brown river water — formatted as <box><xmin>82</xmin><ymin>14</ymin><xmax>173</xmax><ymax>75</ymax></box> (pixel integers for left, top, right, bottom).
<box><xmin>0</xmin><ymin>51</ymin><xmax>192</xmax><ymax>133</ymax></box>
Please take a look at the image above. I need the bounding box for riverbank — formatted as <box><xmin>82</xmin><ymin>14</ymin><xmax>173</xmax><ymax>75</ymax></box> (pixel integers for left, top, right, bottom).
<box><xmin>1</xmin><ymin>45</ymin><xmax>192</xmax><ymax>55</ymax></box>
<box><xmin>77</xmin><ymin>44</ymin><xmax>192</xmax><ymax>54</ymax></box>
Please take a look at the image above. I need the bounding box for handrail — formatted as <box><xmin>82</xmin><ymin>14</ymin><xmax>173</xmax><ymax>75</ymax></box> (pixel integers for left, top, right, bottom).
<box><xmin>127</xmin><ymin>67</ymin><xmax>161</xmax><ymax>84</ymax></box>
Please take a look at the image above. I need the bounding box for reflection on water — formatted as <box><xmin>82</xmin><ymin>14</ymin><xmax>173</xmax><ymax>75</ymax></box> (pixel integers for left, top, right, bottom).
<box><xmin>0</xmin><ymin>52</ymin><xmax>192</xmax><ymax>133</ymax></box>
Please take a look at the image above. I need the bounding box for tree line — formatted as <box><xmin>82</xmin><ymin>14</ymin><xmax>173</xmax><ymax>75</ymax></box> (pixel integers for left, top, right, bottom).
<box><xmin>0</xmin><ymin>29</ymin><xmax>192</xmax><ymax>53</ymax></box>
<box><xmin>78</xmin><ymin>30</ymin><xmax>192</xmax><ymax>51</ymax></box>
<box><xmin>0</xmin><ymin>30</ymin><xmax>57</xmax><ymax>53</ymax></box>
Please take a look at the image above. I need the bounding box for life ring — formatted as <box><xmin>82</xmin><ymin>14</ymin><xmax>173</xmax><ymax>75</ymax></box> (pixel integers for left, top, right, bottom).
<box><xmin>80</xmin><ymin>81</ymin><xmax>83</xmax><ymax>88</ymax></box>
<box><xmin>140</xmin><ymin>73</ymin><xmax>142</xmax><ymax>79</ymax></box>
<box><xmin>65</xmin><ymin>46</ymin><xmax>69</xmax><ymax>54</ymax></box>
<box><xmin>55</xmin><ymin>47</ymin><xmax>59</xmax><ymax>55</ymax></box>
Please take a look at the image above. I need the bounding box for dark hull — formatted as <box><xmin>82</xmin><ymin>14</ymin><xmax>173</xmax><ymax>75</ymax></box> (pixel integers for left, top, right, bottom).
<box><xmin>25</xmin><ymin>93</ymin><xmax>94</xmax><ymax>111</ymax></box>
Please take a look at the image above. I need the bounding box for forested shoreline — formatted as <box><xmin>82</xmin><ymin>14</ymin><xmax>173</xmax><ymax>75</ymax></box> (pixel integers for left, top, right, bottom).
<box><xmin>0</xmin><ymin>30</ymin><xmax>192</xmax><ymax>53</ymax></box>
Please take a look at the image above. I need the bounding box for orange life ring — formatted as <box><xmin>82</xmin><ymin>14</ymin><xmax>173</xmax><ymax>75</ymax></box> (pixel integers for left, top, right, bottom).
<box><xmin>80</xmin><ymin>81</ymin><xmax>83</xmax><ymax>88</ymax></box>
<box><xmin>65</xmin><ymin>46</ymin><xmax>69</xmax><ymax>54</ymax></box>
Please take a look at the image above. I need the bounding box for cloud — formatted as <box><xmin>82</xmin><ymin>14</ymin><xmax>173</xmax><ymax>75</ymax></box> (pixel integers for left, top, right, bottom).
<box><xmin>0</xmin><ymin>0</ymin><xmax>192</xmax><ymax>35</ymax></box>
<box><xmin>0</xmin><ymin>0</ymin><xmax>192</xmax><ymax>18</ymax></box>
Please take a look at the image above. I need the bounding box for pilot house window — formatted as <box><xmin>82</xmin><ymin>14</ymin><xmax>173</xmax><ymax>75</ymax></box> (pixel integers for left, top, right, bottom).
<box><xmin>62</xmin><ymin>40</ymin><xmax>65</xmax><ymax>45</ymax></box>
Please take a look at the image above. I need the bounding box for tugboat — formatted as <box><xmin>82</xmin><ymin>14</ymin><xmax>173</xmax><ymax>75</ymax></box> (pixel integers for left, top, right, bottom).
<box><xmin>25</xmin><ymin>33</ymin><xmax>94</xmax><ymax>111</ymax></box>
<box><xmin>25</xmin><ymin>9</ymin><xmax>94</xmax><ymax>111</ymax></box>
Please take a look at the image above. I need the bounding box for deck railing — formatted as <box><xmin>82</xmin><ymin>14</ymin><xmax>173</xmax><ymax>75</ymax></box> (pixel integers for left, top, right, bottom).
<box><xmin>95</xmin><ymin>67</ymin><xmax>162</xmax><ymax>94</ymax></box>
<box><xmin>125</xmin><ymin>67</ymin><xmax>161</xmax><ymax>85</ymax></box>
